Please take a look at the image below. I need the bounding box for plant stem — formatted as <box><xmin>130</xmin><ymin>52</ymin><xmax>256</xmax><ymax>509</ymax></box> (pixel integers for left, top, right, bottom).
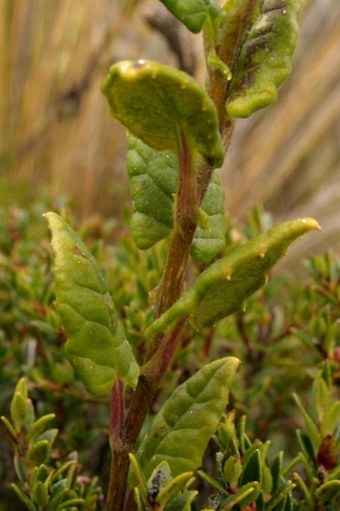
<box><xmin>106</xmin><ymin>41</ymin><xmax>239</xmax><ymax>505</ymax></box>
<box><xmin>106</xmin><ymin>130</ymin><xmax>200</xmax><ymax>510</ymax></box>
<box><xmin>205</xmin><ymin>0</ymin><xmax>258</xmax><ymax>140</ymax></box>
<box><xmin>153</xmin><ymin>130</ymin><xmax>197</xmax><ymax>325</ymax></box>
<box><xmin>107</xmin><ymin>321</ymin><xmax>187</xmax><ymax>511</ymax></box>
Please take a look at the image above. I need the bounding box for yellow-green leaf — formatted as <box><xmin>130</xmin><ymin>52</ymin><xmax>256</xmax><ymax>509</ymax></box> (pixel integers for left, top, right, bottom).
<box><xmin>145</xmin><ymin>218</ymin><xmax>319</xmax><ymax>338</ymax></box>
<box><xmin>101</xmin><ymin>60</ymin><xmax>224</xmax><ymax>167</ymax></box>
<box><xmin>137</xmin><ymin>357</ymin><xmax>239</xmax><ymax>479</ymax></box>
<box><xmin>45</xmin><ymin>212</ymin><xmax>139</xmax><ymax>396</ymax></box>
<box><xmin>226</xmin><ymin>0</ymin><xmax>304</xmax><ymax>117</ymax></box>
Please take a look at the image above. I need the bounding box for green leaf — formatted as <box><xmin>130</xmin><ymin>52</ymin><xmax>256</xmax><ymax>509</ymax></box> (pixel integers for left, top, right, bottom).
<box><xmin>126</xmin><ymin>135</ymin><xmax>177</xmax><ymax>250</ymax></box>
<box><xmin>11</xmin><ymin>484</ymin><xmax>37</xmax><ymax>511</ymax></box>
<box><xmin>32</xmin><ymin>480</ymin><xmax>49</xmax><ymax>507</ymax></box>
<box><xmin>26</xmin><ymin>440</ymin><xmax>50</xmax><ymax>469</ymax></box>
<box><xmin>15</xmin><ymin>377</ymin><xmax>28</xmax><ymax>400</ymax></box>
<box><xmin>223</xmin><ymin>455</ymin><xmax>242</xmax><ymax>486</ymax></box>
<box><xmin>220</xmin><ymin>481</ymin><xmax>261</xmax><ymax>509</ymax></box>
<box><xmin>271</xmin><ymin>451</ymin><xmax>284</xmax><ymax>494</ymax></box>
<box><xmin>137</xmin><ymin>357</ymin><xmax>239</xmax><ymax>480</ymax></box>
<box><xmin>45</xmin><ymin>212</ymin><xmax>139</xmax><ymax>396</ymax></box>
<box><xmin>10</xmin><ymin>392</ymin><xmax>29</xmax><ymax>432</ymax></box>
<box><xmin>293</xmin><ymin>393</ymin><xmax>322</xmax><ymax>452</ymax></box>
<box><xmin>101</xmin><ymin>60</ymin><xmax>224</xmax><ymax>167</ymax></box>
<box><xmin>127</xmin><ymin>135</ymin><xmax>225</xmax><ymax>257</ymax></box>
<box><xmin>165</xmin><ymin>490</ymin><xmax>198</xmax><ymax>511</ymax></box>
<box><xmin>315</xmin><ymin>480</ymin><xmax>340</xmax><ymax>503</ymax></box>
<box><xmin>157</xmin><ymin>471</ymin><xmax>194</xmax><ymax>507</ymax></box>
<box><xmin>159</xmin><ymin>0</ymin><xmax>224</xmax><ymax>34</ymax></box>
<box><xmin>322</xmin><ymin>401</ymin><xmax>340</xmax><ymax>437</ymax></box>
<box><xmin>226</xmin><ymin>0</ymin><xmax>304</xmax><ymax>117</ymax></box>
<box><xmin>296</xmin><ymin>429</ymin><xmax>316</xmax><ymax>465</ymax></box>
<box><xmin>241</xmin><ymin>449</ymin><xmax>262</xmax><ymax>485</ymax></box>
<box><xmin>266</xmin><ymin>482</ymin><xmax>296</xmax><ymax>511</ymax></box>
<box><xmin>145</xmin><ymin>218</ymin><xmax>319</xmax><ymax>337</ymax></box>
<box><xmin>313</xmin><ymin>374</ymin><xmax>331</xmax><ymax>424</ymax></box>
<box><xmin>26</xmin><ymin>414</ymin><xmax>56</xmax><ymax>443</ymax></box>
<box><xmin>191</xmin><ymin>169</ymin><xmax>226</xmax><ymax>263</ymax></box>
<box><xmin>1</xmin><ymin>415</ymin><xmax>19</xmax><ymax>444</ymax></box>
<box><xmin>291</xmin><ymin>472</ymin><xmax>312</xmax><ymax>509</ymax></box>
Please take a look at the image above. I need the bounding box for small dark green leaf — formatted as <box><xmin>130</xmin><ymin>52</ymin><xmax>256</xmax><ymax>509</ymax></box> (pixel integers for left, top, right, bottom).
<box><xmin>160</xmin><ymin>0</ymin><xmax>224</xmax><ymax>34</ymax></box>
<box><xmin>241</xmin><ymin>449</ymin><xmax>262</xmax><ymax>485</ymax></box>
<box><xmin>145</xmin><ymin>218</ymin><xmax>319</xmax><ymax>337</ymax></box>
<box><xmin>226</xmin><ymin>0</ymin><xmax>304</xmax><ymax>117</ymax></box>
<box><xmin>137</xmin><ymin>357</ymin><xmax>239</xmax><ymax>480</ymax></box>
<box><xmin>266</xmin><ymin>482</ymin><xmax>296</xmax><ymax>511</ymax></box>
<box><xmin>45</xmin><ymin>212</ymin><xmax>139</xmax><ymax>396</ymax></box>
<box><xmin>220</xmin><ymin>481</ymin><xmax>261</xmax><ymax>509</ymax></box>
<box><xmin>284</xmin><ymin>492</ymin><xmax>294</xmax><ymax>511</ymax></box>
<box><xmin>296</xmin><ymin>430</ymin><xmax>316</xmax><ymax>465</ymax></box>
<box><xmin>101</xmin><ymin>60</ymin><xmax>224</xmax><ymax>166</ymax></box>
<box><xmin>293</xmin><ymin>393</ymin><xmax>322</xmax><ymax>452</ymax></box>
<box><xmin>271</xmin><ymin>451</ymin><xmax>284</xmax><ymax>494</ymax></box>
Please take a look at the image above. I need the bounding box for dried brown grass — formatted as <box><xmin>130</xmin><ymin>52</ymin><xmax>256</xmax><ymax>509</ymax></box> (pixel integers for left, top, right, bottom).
<box><xmin>1</xmin><ymin>0</ymin><xmax>339</xmax><ymax>257</ymax></box>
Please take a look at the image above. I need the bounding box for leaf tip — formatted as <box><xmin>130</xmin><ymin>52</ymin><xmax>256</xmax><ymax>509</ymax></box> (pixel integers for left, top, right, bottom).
<box><xmin>300</xmin><ymin>217</ymin><xmax>321</xmax><ymax>231</ymax></box>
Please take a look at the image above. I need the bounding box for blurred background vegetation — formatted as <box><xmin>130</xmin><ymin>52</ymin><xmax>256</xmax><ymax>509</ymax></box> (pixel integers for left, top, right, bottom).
<box><xmin>1</xmin><ymin>0</ymin><xmax>339</xmax><ymax>260</ymax></box>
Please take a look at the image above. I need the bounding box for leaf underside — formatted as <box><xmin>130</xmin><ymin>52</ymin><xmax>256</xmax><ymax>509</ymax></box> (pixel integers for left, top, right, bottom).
<box><xmin>45</xmin><ymin>212</ymin><xmax>139</xmax><ymax>396</ymax></box>
<box><xmin>226</xmin><ymin>0</ymin><xmax>304</xmax><ymax>117</ymax></box>
<box><xmin>101</xmin><ymin>60</ymin><xmax>224</xmax><ymax>167</ymax></box>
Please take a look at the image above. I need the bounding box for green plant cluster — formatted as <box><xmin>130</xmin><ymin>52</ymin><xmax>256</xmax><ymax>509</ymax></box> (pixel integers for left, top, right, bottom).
<box><xmin>1</xmin><ymin>378</ymin><xmax>102</xmax><ymax>511</ymax></box>
<box><xmin>1</xmin><ymin>199</ymin><xmax>339</xmax><ymax>510</ymax></box>
<box><xmin>1</xmin><ymin>1</ymin><xmax>339</xmax><ymax>510</ymax></box>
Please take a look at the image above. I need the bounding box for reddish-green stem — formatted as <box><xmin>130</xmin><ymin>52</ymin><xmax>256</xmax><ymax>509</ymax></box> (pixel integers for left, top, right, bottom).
<box><xmin>106</xmin><ymin>17</ymin><xmax>242</xmax><ymax>502</ymax></box>
<box><xmin>106</xmin><ymin>131</ymin><xmax>200</xmax><ymax>511</ymax></box>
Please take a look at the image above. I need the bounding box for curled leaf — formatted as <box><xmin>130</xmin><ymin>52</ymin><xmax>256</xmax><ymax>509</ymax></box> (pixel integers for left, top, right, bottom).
<box><xmin>45</xmin><ymin>212</ymin><xmax>139</xmax><ymax>396</ymax></box>
<box><xmin>101</xmin><ymin>59</ymin><xmax>224</xmax><ymax>166</ymax></box>
<box><xmin>145</xmin><ymin>218</ymin><xmax>320</xmax><ymax>337</ymax></box>
<box><xmin>137</xmin><ymin>357</ymin><xmax>239</xmax><ymax>479</ymax></box>
<box><xmin>226</xmin><ymin>0</ymin><xmax>304</xmax><ymax>117</ymax></box>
